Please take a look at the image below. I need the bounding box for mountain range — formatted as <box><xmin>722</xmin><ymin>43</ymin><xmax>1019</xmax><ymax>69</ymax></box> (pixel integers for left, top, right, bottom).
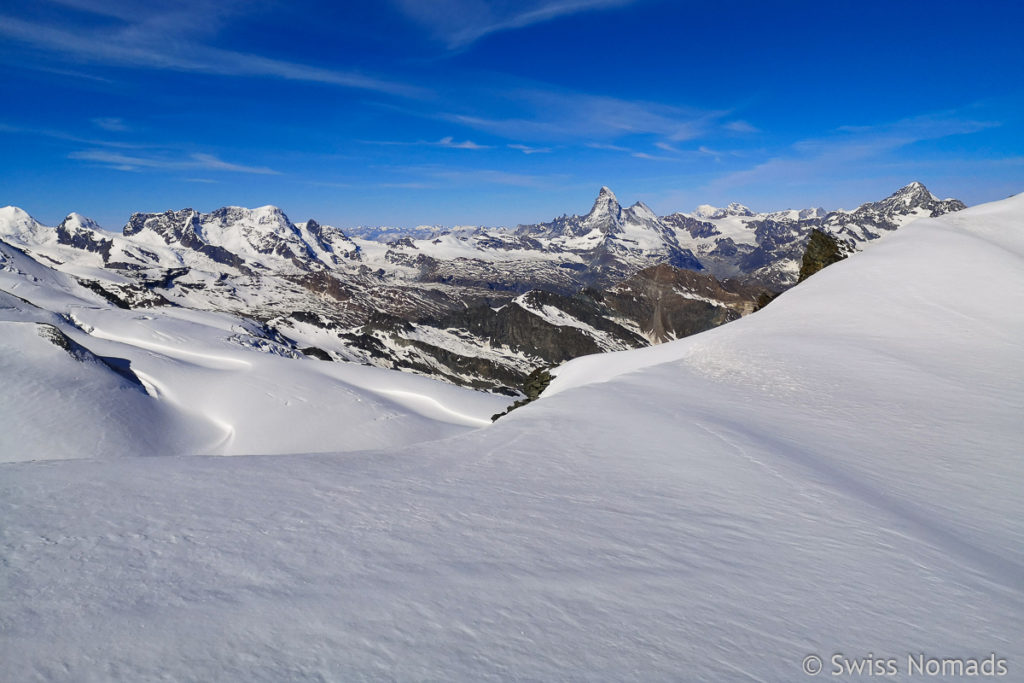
<box><xmin>0</xmin><ymin>182</ymin><xmax>964</xmax><ymax>393</ymax></box>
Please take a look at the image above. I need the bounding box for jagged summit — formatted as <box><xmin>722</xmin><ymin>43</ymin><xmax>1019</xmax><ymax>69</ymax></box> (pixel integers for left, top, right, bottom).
<box><xmin>629</xmin><ymin>201</ymin><xmax>658</xmax><ymax>223</ymax></box>
<box><xmin>888</xmin><ymin>181</ymin><xmax>939</xmax><ymax>206</ymax></box>
<box><xmin>586</xmin><ymin>186</ymin><xmax>623</xmax><ymax>228</ymax></box>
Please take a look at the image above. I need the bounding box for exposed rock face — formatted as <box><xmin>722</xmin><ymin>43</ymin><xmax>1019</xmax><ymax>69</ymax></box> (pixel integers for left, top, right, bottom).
<box><xmin>490</xmin><ymin>367</ymin><xmax>555</xmax><ymax>421</ymax></box>
<box><xmin>36</xmin><ymin>323</ymin><xmax>147</xmax><ymax>390</ymax></box>
<box><xmin>602</xmin><ymin>264</ymin><xmax>764</xmax><ymax>342</ymax></box>
<box><xmin>798</xmin><ymin>229</ymin><xmax>849</xmax><ymax>283</ymax></box>
<box><xmin>56</xmin><ymin>214</ymin><xmax>113</xmax><ymax>262</ymax></box>
<box><xmin>125</xmin><ymin>209</ymin><xmax>252</xmax><ymax>273</ymax></box>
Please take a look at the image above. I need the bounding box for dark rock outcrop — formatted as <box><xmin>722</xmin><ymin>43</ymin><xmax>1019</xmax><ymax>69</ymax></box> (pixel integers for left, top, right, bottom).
<box><xmin>797</xmin><ymin>229</ymin><xmax>848</xmax><ymax>283</ymax></box>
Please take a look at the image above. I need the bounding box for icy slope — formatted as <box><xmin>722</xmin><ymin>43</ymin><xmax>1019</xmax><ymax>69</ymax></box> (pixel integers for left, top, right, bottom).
<box><xmin>1</xmin><ymin>195</ymin><xmax>1021</xmax><ymax>680</ymax></box>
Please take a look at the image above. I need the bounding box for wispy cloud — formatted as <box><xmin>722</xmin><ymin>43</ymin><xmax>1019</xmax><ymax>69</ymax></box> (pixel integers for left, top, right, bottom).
<box><xmin>390</xmin><ymin>164</ymin><xmax>569</xmax><ymax>189</ymax></box>
<box><xmin>436</xmin><ymin>136</ymin><xmax>489</xmax><ymax>150</ymax></box>
<box><xmin>508</xmin><ymin>143</ymin><xmax>552</xmax><ymax>154</ymax></box>
<box><xmin>362</xmin><ymin>136</ymin><xmax>491</xmax><ymax>150</ymax></box>
<box><xmin>724</xmin><ymin>120</ymin><xmax>759</xmax><ymax>133</ymax></box>
<box><xmin>69</xmin><ymin>149</ymin><xmax>281</xmax><ymax>174</ymax></box>
<box><xmin>0</xmin><ymin>8</ymin><xmax>423</xmax><ymax>97</ymax></box>
<box><xmin>706</xmin><ymin>110</ymin><xmax>1000</xmax><ymax>194</ymax></box>
<box><xmin>585</xmin><ymin>142</ymin><xmax>631</xmax><ymax>152</ymax></box>
<box><xmin>393</xmin><ymin>0</ymin><xmax>639</xmax><ymax>48</ymax></box>
<box><xmin>91</xmin><ymin>117</ymin><xmax>129</xmax><ymax>132</ymax></box>
<box><xmin>0</xmin><ymin>121</ymin><xmax>155</xmax><ymax>149</ymax></box>
<box><xmin>184</xmin><ymin>177</ymin><xmax>219</xmax><ymax>184</ymax></box>
<box><xmin>630</xmin><ymin>151</ymin><xmax>677</xmax><ymax>161</ymax></box>
<box><xmin>445</xmin><ymin>89</ymin><xmax>728</xmax><ymax>143</ymax></box>
<box><xmin>377</xmin><ymin>181</ymin><xmax>440</xmax><ymax>189</ymax></box>
<box><xmin>587</xmin><ymin>141</ymin><xmax>677</xmax><ymax>161</ymax></box>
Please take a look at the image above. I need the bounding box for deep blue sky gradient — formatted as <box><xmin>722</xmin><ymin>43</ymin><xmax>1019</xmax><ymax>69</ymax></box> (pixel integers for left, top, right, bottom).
<box><xmin>1</xmin><ymin>0</ymin><xmax>1022</xmax><ymax>228</ymax></box>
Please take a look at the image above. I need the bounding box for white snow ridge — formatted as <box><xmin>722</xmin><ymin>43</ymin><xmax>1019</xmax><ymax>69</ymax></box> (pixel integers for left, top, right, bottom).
<box><xmin>1</xmin><ymin>194</ymin><xmax>1023</xmax><ymax>680</ymax></box>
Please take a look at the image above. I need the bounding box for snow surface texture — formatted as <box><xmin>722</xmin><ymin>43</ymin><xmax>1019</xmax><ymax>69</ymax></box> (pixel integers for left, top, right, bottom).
<box><xmin>1</xmin><ymin>196</ymin><xmax>1023</xmax><ymax>680</ymax></box>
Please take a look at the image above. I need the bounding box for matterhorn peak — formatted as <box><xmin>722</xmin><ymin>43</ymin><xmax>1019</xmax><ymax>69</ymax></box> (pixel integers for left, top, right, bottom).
<box><xmin>588</xmin><ymin>186</ymin><xmax>622</xmax><ymax>218</ymax></box>
<box><xmin>580</xmin><ymin>186</ymin><xmax>624</xmax><ymax>234</ymax></box>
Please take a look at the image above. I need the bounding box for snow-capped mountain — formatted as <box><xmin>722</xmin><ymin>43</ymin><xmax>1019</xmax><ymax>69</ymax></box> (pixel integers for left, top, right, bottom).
<box><xmin>514</xmin><ymin>186</ymin><xmax>703</xmax><ymax>278</ymax></box>
<box><xmin>0</xmin><ymin>182</ymin><xmax>963</xmax><ymax>393</ymax></box>
<box><xmin>693</xmin><ymin>202</ymin><xmax>755</xmax><ymax>219</ymax></box>
<box><xmin>664</xmin><ymin>181</ymin><xmax>967</xmax><ymax>286</ymax></box>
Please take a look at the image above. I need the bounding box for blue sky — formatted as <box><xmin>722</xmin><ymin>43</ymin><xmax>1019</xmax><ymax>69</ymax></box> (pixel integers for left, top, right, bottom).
<box><xmin>1</xmin><ymin>0</ymin><xmax>1022</xmax><ymax>229</ymax></box>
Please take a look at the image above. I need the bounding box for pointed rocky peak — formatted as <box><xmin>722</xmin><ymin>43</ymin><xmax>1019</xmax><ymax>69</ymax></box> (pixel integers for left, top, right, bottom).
<box><xmin>582</xmin><ymin>186</ymin><xmax>624</xmax><ymax>235</ymax></box>
<box><xmin>889</xmin><ymin>181</ymin><xmax>938</xmax><ymax>207</ymax></box>
<box><xmin>627</xmin><ymin>200</ymin><xmax>659</xmax><ymax>223</ymax></box>
<box><xmin>855</xmin><ymin>181</ymin><xmax>966</xmax><ymax>219</ymax></box>
<box><xmin>589</xmin><ymin>186</ymin><xmax>622</xmax><ymax>217</ymax></box>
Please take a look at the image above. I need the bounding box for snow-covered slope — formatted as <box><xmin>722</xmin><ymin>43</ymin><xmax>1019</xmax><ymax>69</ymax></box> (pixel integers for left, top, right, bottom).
<box><xmin>1</xmin><ymin>193</ymin><xmax>1020</xmax><ymax>679</ymax></box>
<box><xmin>0</xmin><ymin>238</ymin><xmax>507</xmax><ymax>460</ymax></box>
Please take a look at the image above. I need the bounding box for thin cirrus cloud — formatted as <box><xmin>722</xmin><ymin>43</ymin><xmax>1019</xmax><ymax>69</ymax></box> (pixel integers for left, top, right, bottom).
<box><xmin>724</xmin><ymin>120</ymin><xmax>759</xmax><ymax>134</ymax></box>
<box><xmin>508</xmin><ymin>144</ymin><xmax>552</xmax><ymax>154</ymax></box>
<box><xmin>0</xmin><ymin>121</ymin><xmax>156</xmax><ymax>150</ymax></box>
<box><xmin>91</xmin><ymin>117</ymin><xmax>129</xmax><ymax>132</ymax></box>
<box><xmin>392</xmin><ymin>0</ymin><xmax>640</xmax><ymax>48</ymax></box>
<box><xmin>443</xmin><ymin>89</ymin><xmax>729</xmax><ymax>143</ymax></box>
<box><xmin>587</xmin><ymin>141</ymin><xmax>678</xmax><ymax>162</ymax></box>
<box><xmin>0</xmin><ymin>9</ymin><xmax>423</xmax><ymax>98</ymax></box>
<box><xmin>363</xmin><ymin>136</ymin><xmax>491</xmax><ymax>150</ymax></box>
<box><xmin>630</xmin><ymin>152</ymin><xmax>677</xmax><ymax>162</ymax></box>
<box><xmin>390</xmin><ymin>164</ymin><xmax>569</xmax><ymax>189</ymax></box>
<box><xmin>705</xmin><ymin>110</ymin><xmax>1000</xmax><ymax>194</ymax></box>
<box><xmin>69</xmin><ymin>149</ymin><xmax>281</xmax><ymax>175</ymax></box>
